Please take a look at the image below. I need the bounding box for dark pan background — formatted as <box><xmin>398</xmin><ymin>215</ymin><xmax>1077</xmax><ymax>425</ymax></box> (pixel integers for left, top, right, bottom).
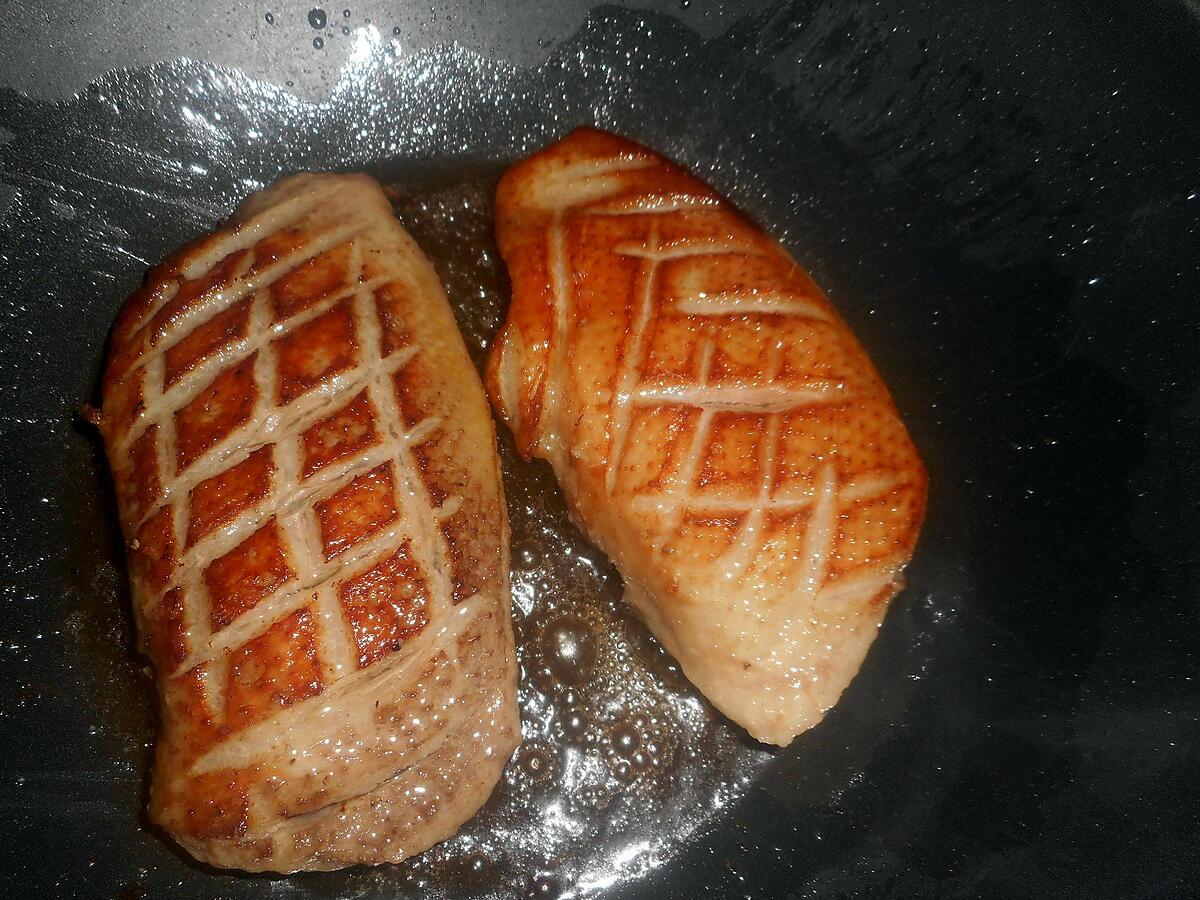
<box><xmin>2</xmin><ymin>1</ymin><xmax>1199</xmax><ymax>898</ymax></box>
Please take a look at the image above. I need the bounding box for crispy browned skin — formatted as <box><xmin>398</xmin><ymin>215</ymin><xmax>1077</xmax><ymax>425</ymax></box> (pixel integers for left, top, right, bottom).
<box><xmin>98</xmin><ymin>173</ymin><xmax>519</xmax><ymax>871</ymax></box>
<box><xmin>487</xmin><ymin>128</ymin><xmax>927</xmax><ymax>746</ymax></box>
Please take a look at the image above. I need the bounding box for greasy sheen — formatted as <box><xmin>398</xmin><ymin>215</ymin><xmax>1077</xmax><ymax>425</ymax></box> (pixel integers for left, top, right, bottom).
<box><xmin>487</xmin><ymin>128</ymin><xmax>927</xmax><ymax>746</ymax></box>
<box><xmin>97</xmin><ymin>173</ymin><xmax>519</xmax><ymax>871</ymax></box>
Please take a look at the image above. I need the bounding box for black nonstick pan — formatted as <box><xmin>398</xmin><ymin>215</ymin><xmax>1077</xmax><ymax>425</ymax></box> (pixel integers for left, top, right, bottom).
<box><xmin>2</xmin><ymin>1</ymin><xmax>1198</xmax><ymax>897</ymax></box>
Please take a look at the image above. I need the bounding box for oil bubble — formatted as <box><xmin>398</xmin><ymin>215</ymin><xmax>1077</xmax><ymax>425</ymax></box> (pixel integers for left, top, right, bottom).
<box><xmin>307</xmin><ymin>7</ymin><xmax>327</xmax><ymax>28</ymax></box>
<box><xmin>603</xmin><ymin>714</ymin><xmax>674</xmax><ymax>781</ymax></box>
<box><xmin>541</xmin><ymin>617</ymin><xmax>597</xmax><ymax>685</ymax></box>
<box><xmin>527</xmin><ymin>872</ymin><xmax>561</xmax><ymax>898</ymax></box>
<box><xmin>574</xmin><ymin>781</ymin><xmax>617</xmax><ymax>812</ymax></box>
<box><xmin>611</xmin><ymin>722</ymin><xmax>640</xmax><ymax>754</ymax></box>
<box><xmin>513</xmin><ymin>539</ymin><xmax>544</xmax><ymax>570</ymax></box>
<box><xmin>560</xmin><ymin>707</ymin><xmax>589</xmax><ymax>740</ymax></box>
<box><xmin>515</xmin><ymin>741</ymin><xmax>558</xmax><ymax>784</ymax></box>
<box><xmin>312</xmin><ymin>36</ymin><xmax>324</xmax><ymax>50</ymax></box>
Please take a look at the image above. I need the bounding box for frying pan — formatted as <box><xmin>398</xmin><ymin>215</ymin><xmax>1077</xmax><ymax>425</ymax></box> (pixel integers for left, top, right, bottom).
<box><xmin>2</xmin><ymin>1</ymin><xmax>1199</xmax><ymax>897</ymax></box>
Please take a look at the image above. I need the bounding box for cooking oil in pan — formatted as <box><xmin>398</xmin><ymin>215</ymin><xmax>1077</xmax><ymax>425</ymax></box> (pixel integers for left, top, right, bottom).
<box><xmin>34</xmin><ymin>98</ymin><xmax>772</xmax><ymax>899</ymax></box>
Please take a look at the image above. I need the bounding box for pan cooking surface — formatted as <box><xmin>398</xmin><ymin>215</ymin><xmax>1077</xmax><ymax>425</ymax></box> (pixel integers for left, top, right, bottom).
<box><xmin>1</xmin><ymin>2</ymin><xmax>1198</xmax><ymax>897</ymax></box>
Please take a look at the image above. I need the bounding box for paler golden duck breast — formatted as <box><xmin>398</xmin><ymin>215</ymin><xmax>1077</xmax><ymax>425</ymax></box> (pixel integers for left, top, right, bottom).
<box><xmin>96</xmin><ymin>173</ymin><xmax>519</xmax><ymax>872</ymax></box>
<box><xmin>487</xmin><ymin>128</ymin><xmax>927</xmax><ymax>746</ymax></box>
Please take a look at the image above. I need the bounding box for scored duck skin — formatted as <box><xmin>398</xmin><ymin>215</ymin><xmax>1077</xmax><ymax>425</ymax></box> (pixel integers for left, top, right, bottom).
<box><xmin>96</xmin><ymin>173</ymin><xmax>519</xmax><ymax>872</ymax></box>
<box><xmin>487</xmin><ymin>128</ymin><xmax>927</xmax><ymax>747</ymax></box>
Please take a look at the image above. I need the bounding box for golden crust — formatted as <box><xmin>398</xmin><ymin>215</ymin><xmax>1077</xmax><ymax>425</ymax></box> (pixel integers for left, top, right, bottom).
<box><xmin>100</xmin><ymin>173</ymin><xmax>519</xmax><ymax>871</ymax></box>
<box><xmin>487</xmin><ymin>127</ymin><xmax>926</xmax><ymax>745</ymax></box>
